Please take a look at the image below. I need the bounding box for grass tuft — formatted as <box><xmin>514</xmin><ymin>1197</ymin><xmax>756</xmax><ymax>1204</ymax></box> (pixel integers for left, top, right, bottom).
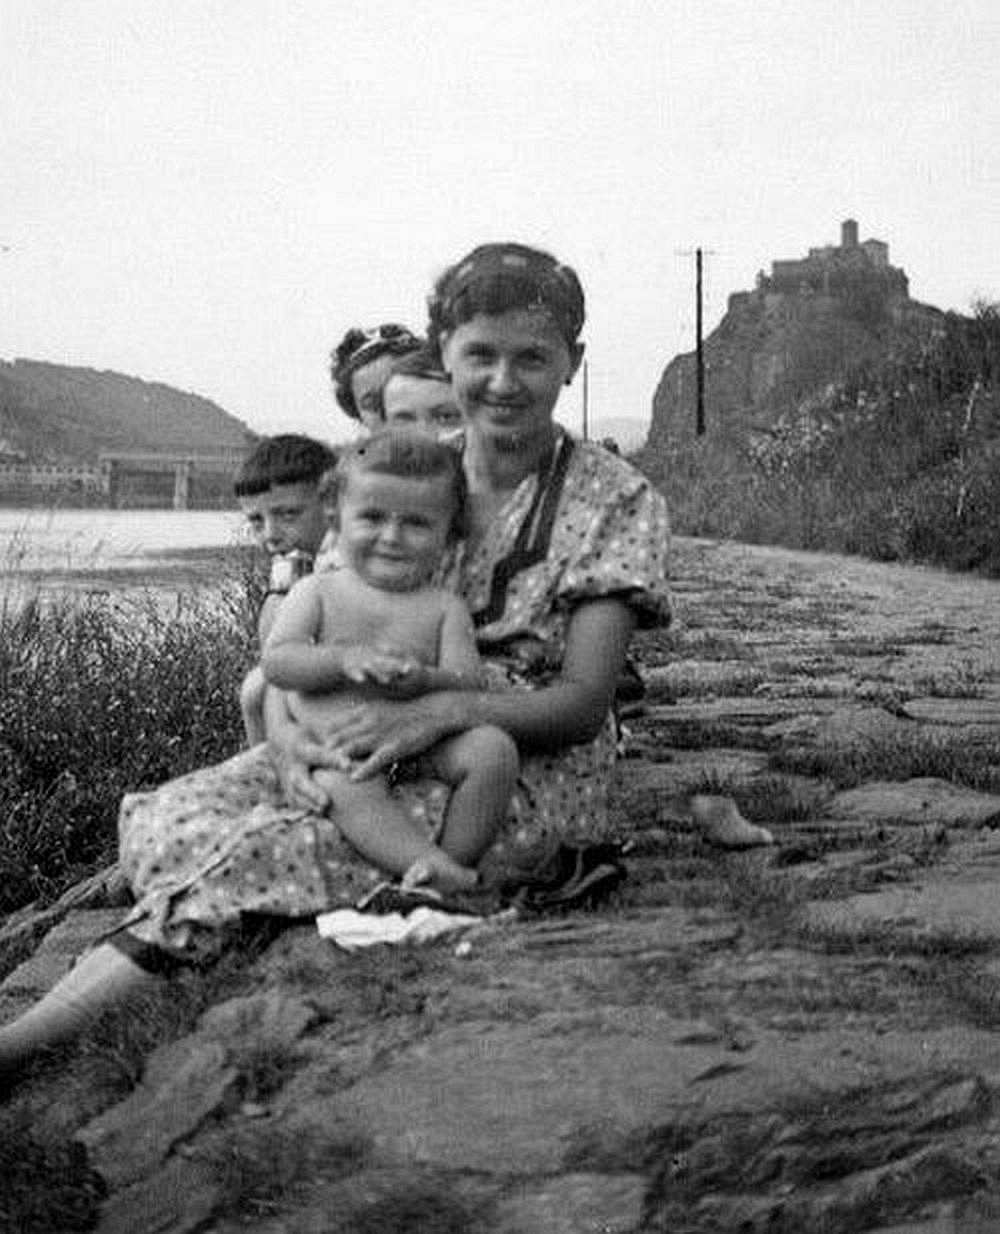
<box><xmin>0</xmin><ymin>566</ymin><xmax>263</xmax><ymax>911</ymax></box>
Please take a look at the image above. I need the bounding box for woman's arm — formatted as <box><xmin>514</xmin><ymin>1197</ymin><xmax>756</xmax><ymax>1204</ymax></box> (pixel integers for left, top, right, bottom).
<box><xmin>326</xmin><ymin>598</ymin><xmax>636</xmax><ymax>779</ymax></box>
<box><xmin>418</xmin><ymin>595</ymin><xmax>485</xmax><ymax>692</ymax></box>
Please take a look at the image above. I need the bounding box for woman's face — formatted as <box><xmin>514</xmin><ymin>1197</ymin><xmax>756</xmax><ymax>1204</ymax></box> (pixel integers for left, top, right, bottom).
<box><xmin>382</xmin><ymin>373</ymin><xmax>463</xmax><ymax>440</ymax></box>
<box><xmin>350</xmin><ymin>353</ymin><xmax>398</xmax><ymax>431</ymax></box>
<box><xmin>440</xmin><ymin>309</ymin><xmax>582</xmax><ymax>458</ymax></box>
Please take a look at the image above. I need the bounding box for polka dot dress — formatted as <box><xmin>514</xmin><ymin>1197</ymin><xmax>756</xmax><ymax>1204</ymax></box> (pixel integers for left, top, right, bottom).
<box><xmin>117</xmin><ymin>434</ymin><xmax>670</xmax><ymax>959</ymax></box>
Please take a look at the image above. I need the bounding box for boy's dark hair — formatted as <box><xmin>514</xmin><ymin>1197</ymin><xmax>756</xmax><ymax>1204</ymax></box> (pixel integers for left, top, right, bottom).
<box><xmin>427</xmin><ymin>243</ymin><xmax>585</xmax><ymax>353</ymax></box>
<box><xmin>234</xmin><ymin>434</ymin><xmax>339</xmax><ymax>497</ymax></box>
<box><xmin>319</xmin><ymin>427</ymin><xmax>468</xmax><ymax>543</ymax></box>
<box><xmin>330</xmin><ymin>323</ymin><xmax>423</xmax><ymax>419</ymax></box>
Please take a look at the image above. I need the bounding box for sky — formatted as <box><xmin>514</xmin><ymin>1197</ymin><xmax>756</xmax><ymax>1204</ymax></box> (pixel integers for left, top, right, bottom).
<box><xmin>2</xmin><ymin>0</ymin><xmax>999</xmax><ymax>445</ymax></box>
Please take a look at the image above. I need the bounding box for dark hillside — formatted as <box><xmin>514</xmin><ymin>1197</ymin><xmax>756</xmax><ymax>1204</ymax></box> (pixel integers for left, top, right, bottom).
<box><xmin>0</xmin><ymin>359</ymin><xmax>256</xmax><ymax>462</ymax></box>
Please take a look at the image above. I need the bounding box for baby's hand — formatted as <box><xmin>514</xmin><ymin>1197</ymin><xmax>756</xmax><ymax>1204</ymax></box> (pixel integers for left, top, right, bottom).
<box><xmin>341</xmin><ymin>646</ymin><xmax>428</xmax><ymax>695</ymax></box>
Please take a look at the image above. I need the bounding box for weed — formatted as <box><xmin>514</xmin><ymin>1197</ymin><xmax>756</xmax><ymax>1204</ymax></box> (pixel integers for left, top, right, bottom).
<box><xmin>798</xmin><ymin>917</ymin><xmax>995</xmax><ymax>961</ymax></box>
<box><xmin>209</xmin><ymin>1120</ymin><xmax>370</xmax><ymax>1221</ymax></box>
<box><xmin>828</xmin><ymin>636</ymin><xmax>904</xmax><ymax>657</ymax></box>
<box><xmin>685</xmin><ymin>770</ymin><xmax>821</xmax><ymax>825</ymax></box>
<box><xmin>650</xmin><ymin>662</ymin><xmax>766</xmax><ymax>702</ymax></box>
<box><xmin>0</xmin><ymin>1108</ymin><xmax>105</xmax><ymax>1232</ymax></box>
<box><xmin>907</xmin><ymin>957</ymin><xmax>1000</xmax><ymax>1031</ymax></box>
<box><xmin>897</xmin><ymin>620</ymin><xmax>954</xmax><ymax>646</ymax></box>
<box><xmin>345</xmin><ymin>1179</ymin><xmax>480</xmax><ymax>1234</ymax></box>
<box><xmin>231</xmin><ymin>1038</ymin><xmax>303</xmax><ymax>1104</ymax></box>
<box><xmin>639</xmin><ymin>308</ymin><xmax>1000</xmax><ymax>578</ymax></box>
<box><xmin>0</xmin><ymin>572</ymin><xmax>262</xmax><ymax>911</ymax></box>
<box><xmin>769</xmin><ymin>725</ymin><xmax>1000</xmax><ymax>792</ymax></box>
<box><xmin>907</xmin><ymin>657</ymin><xmax>987</xmax><ymax>698</ymax></box>
<box><xmin>637</xmin><ymin>627</ymin><xmax>755</xmax><ymax>663</ymax></box>
<box><xmin>720</xmin><ymin>856</ymin><xmax>808</xmax><ymax>935</ymax></box>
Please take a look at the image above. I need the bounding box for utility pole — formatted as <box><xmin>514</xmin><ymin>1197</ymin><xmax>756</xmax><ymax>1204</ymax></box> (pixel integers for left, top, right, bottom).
<box><xmin>676</xmin><ymin>246</ymin><xmax>716</xmax><ymax>436</ymax></box>
<box><xmin>581</xmin><ymin>358</ymin><xmax>589</xmax><ymax>441</ymax></box>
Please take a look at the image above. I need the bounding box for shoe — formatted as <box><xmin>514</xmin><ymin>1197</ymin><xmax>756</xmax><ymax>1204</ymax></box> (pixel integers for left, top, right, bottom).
<box><xmin>503</xmin><ymin>842</ymin><xmax>627</xmax><ymax>913</ymax></box>
<box><xmin>614</xmin><ymin>657</ymin><xmax>647</xmax><ymax>706</ymax></box>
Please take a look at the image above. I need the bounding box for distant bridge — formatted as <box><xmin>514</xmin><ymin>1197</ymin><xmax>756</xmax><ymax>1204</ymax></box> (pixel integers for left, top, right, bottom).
<box><xmin>98</xmin><ymin>450</ymin><xmax>247</xmax><ymax>510</ymax></box>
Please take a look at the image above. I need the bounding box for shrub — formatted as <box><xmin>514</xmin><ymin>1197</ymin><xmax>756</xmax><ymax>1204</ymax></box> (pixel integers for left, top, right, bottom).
<box><xmin>0</xmin><ymin>576</ymin><xmax>260</xmax><ymax>911</ymax></box>
<box><xmin>645</xmin><ymin>304</ymin><xmax>1000</xmax><ymax>575</ymax></box>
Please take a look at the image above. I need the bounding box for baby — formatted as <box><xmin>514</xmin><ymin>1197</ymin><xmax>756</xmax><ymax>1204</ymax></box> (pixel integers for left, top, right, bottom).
<box><xmin>262</xmin><ymin>428</ymin><xmax>518</xmax><ymax>893</ymax></box>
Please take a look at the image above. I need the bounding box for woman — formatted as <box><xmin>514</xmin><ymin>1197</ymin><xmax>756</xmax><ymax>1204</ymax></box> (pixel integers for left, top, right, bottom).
<box><xmin>0</xmin><ymin>243</ymin><xmax>670</xmax><ymax>1073</ymax></box>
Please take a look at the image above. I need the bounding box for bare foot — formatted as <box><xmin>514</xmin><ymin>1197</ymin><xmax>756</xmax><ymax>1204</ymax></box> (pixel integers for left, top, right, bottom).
<box><xmin>689</xmin><ymin>795</ymin><xmax>774</xmax><ymax>849</ymax></box>
<box><xmin>403</xmin><ymin>855</ymin><xmax>479</xmax><ymax>895</ymax></box>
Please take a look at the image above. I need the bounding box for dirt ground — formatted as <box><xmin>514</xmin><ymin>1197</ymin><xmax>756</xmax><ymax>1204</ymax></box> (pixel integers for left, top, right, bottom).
<box><xmin>5</xmin><ymin>536</ymin><xmax>1000</xmax><ymax>1233</ymax></box>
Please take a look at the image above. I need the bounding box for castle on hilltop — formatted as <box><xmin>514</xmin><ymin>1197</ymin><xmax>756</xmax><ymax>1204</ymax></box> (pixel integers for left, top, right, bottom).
<box><xmin>755</xmin><ymin>218</ymin><xmax>909</xmax><ymax>301</ymax></box>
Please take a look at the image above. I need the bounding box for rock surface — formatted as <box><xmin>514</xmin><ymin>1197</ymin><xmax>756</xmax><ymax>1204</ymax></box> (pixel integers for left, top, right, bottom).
<box><xmin>5</xmin><ymin>535</ymin><xmax>1000</xmax><ymax>1232</ymax></box>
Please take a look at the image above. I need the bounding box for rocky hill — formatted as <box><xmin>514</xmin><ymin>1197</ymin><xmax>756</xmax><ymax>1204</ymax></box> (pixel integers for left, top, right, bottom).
<box><xmin>0</xmin><ymin>359</ymin><xmax>256</xmax><ymax>463</ymax></box>
<box><xmin>645</xmin><ymin>219</ymin><xmax>946</xmax><ymax>453</ymax></box>
<box><xmin>638</xmin><ymin>221</ymin><xmax>1000</xmax><ymax>574</ymax></box>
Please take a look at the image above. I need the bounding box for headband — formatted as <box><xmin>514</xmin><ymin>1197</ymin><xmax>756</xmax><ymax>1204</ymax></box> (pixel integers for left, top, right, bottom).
<box><xmin>335</xmin><ymin>323</ymin><xmax>421</xmax><ymax>382</ymax></box>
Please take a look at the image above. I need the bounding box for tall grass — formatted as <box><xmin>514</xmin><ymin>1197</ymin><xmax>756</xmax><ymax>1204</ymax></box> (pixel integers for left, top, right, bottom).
<box><xmin>641</xmin><ymin>303</ymin><xmax>1000</xmax><ymax>575</ymax></box>
<box><xmin>0</xmin><ymin>561</ymin><xmax>263</xmax><ymax>913</ymax></box>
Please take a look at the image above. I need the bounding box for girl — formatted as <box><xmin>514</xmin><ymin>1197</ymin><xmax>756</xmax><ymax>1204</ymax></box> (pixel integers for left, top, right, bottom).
<box><xmin>330</xmin><ymin>323</ymin><xmax>422</xmax><ymax>432</ymax></box>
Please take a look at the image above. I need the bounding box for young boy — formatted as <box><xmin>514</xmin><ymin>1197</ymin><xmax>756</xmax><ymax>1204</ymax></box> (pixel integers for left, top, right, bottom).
<box><xmin>235</xmin><ymin>434</ymin><xmax>339</xmax><ymax>744</ymax></box>
<box><xmin>261</xmin><ymin>428</ymin><xmax>518</xmax><ymax>894</ymax></box>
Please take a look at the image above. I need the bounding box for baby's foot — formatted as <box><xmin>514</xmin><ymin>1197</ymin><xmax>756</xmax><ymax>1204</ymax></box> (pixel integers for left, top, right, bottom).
<box><xmin>403</xmin><ymin>855</ymin><xmax>479</xmax><ymax>895</ymax></box>
<box><xmin>690</xmin><ymin>795</ymin><xmax>774</xmax><ymax>849</ymax></box>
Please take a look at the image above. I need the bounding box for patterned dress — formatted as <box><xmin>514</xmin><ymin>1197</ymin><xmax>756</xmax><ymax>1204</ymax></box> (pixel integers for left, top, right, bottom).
<box><xmin>115</xmin><ymin>433</ymin><xmax>670</xmax><ymax>962</ymax></box>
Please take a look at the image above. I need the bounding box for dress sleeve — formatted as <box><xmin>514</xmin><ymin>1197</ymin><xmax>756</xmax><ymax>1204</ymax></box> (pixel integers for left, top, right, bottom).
<box><xmin>556</xmin><ymin>457</ymin><xmax>671</xmax><ymax>629</ymax></box>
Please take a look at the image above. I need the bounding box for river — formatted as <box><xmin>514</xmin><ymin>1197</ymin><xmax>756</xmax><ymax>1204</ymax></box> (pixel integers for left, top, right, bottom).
<box><xmin>0</xmin><ymin>508</ymin><xmax>249</xmax><ymax>594</ymax></box>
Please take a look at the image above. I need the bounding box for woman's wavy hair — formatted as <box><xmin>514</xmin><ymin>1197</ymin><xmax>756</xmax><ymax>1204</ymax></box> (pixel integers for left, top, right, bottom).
<box><xmin>427</xmin><ymin>243</ymin><xmax>585</xmax><ymax>355</ymax></box>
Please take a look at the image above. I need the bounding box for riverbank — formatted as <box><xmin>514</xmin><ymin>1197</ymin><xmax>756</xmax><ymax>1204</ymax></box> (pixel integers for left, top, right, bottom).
<box><xmin>5</xmin><ymin>536</ymin><xmax>1000</xmax><ymax>1231</ymax></box>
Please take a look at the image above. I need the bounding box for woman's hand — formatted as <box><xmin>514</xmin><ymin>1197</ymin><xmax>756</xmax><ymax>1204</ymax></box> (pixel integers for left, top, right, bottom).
<box><xmin>265</xmin><ymin>685</ymin><xmax>349</xmax><ymax>811</ymax></box>
<box><xmin>268</xmin><ymin>724</ymin><xmax>333</xmax><ymax>812</ymax></box>
<box><xmin>321</xmin><ymin>693</ymin><xmax>464</xmax><ymax>780</ymax></box>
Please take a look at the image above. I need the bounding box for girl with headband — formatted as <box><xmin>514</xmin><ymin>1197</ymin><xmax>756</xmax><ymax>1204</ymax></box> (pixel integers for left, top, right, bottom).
<box><xmin>330</xmin><ymin>322</ymin><xmax>422</xmax><ymax>431</ymax></box>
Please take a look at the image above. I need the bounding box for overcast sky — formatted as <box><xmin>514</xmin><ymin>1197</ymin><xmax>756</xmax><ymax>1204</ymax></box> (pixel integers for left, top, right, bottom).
<box><xmin>2</xmin><ymin>1</ymin><xmax>999</xmax><ymax>444</ymax></box>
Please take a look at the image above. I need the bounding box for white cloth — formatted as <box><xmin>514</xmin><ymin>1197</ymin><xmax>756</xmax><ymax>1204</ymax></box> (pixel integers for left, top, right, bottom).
<box><xmin>315</xmin><ymin>906</ymin><xmax>482</xmax><ymax>950</ymax></box>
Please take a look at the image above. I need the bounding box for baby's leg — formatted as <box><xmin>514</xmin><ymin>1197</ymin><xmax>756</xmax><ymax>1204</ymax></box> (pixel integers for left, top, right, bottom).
<box><xmin>313</xmin><ymin>767</ymin><xmax>477</xmax><ymax>893</ymax></box>
<box><xmin>239</xmin><ymin>665</ymin><xmax>267</xmax><ymax>747</ymax></box>
<box><xmin>428</xmin><ymin>725</ymin><xmax>519</xmax><ymax>866</ymax></box>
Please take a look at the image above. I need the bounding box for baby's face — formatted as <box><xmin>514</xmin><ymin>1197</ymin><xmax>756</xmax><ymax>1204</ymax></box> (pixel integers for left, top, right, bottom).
<box><xmin>239</xmin><ymin>481</ymin><xmax>326</xmax><ymax>556</ymax></box>
<box><xmin>337</xmin><ymin>469</ymin><xmax>454</xmax><ymax>592</ymax></box>
<box><xmin>382</xmin><ymin>374</ymin><xmax>463</xmax><ymax>440</ymax></box>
